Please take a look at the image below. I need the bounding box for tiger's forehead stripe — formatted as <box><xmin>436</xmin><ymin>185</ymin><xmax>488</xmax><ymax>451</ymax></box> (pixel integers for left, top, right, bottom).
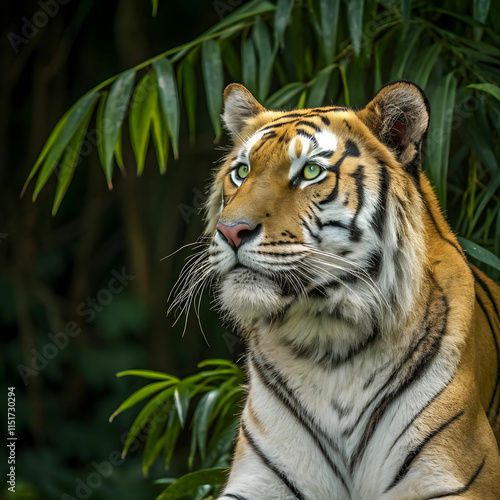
<box><xmin>288</xmin><ymin>136</ymin><xmax>311</xmax><ymax>180</ymax></box>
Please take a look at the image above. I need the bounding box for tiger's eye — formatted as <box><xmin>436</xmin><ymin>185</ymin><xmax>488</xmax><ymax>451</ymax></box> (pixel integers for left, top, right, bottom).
<box><xmin>303</xmin><ymin>164</ymin><xmax>321</xmax><ymax>180</ymax></box>
<box><xmin>238</xmin><ymin>164</ymin><xmax>249</xmax><ymax>179</ymax></box>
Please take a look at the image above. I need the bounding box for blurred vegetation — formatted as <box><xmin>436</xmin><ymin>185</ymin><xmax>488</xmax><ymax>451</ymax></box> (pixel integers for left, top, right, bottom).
<box><xmin>2</xmin><ymin>0</ymin><xmax>500</xmax><ymax>499</ymax></box>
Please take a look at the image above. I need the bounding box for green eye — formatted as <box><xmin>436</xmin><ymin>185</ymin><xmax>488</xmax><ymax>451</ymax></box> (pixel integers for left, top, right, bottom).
<box><xmin>303</xmin><ymin>164</ymin><xmax>322</xmax><ymax>180</ymax></box>
<box><xmin>237</xmin><ymin>164</ymin><xmax>249</xmax><ymax>179</ymax></box>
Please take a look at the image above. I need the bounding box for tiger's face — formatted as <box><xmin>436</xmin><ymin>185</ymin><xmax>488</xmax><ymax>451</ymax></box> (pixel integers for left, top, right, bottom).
<box><xmin>204</xmin><ymin>82</ymin><xmax>430</xmax><ymax>334</ymax></box>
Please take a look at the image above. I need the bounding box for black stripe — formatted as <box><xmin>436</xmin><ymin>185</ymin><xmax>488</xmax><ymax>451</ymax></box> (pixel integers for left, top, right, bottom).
<box><xmin>372</xmin><ymin>164</ymin><xmax>390</xmax><ymax>238</ymax></box>
<box><xmin>347</xmin><ymin>276</ymin><xmax>449</xmax><ymax>471</ymax></box>
<box><xmin>272</xmin><ymin>113</ymin><xmax>304</xmax><ymax>120</ymax></box>
<box><xmin>295</xmin><ymin>120</ymin><xmax>322</xmax><ymax>132</ymax></box>
<box><xmin>260</xmin><ymin>119</ymin><xmax>300</xmax><ymax>131</ymax></box>
<box><xmin>476</xmin><ymin>294</ymin><xmax>500</xmax><ymax>416</ymax></box>
<box><xmin>241</xmin><ymin>421</ymin><xmax>306</xmax><ymax>500</ymax></box>
<box><xmin>223</xmin><ymin>494</ymin><xmax>249</xmax><ymax>500</ymax></box>
<box><xmin>307</xmin><ymin>106</ymin><xmax>348</xmax><ymax>113</ymax></box>
<box><xmin>259</xmin><ymin>241</ymin><xmax>304</xmax><ymax>247</ymax></box>
<box><xmin>366</xmin><ymin>251</ymin><xmax>382</xmax><ymax>278</ymax></box>
<box><xmin>472</xmin><ymin>269</ymin><xmax>500</xmax><ymax>417</ymax></box>
<box><xmin>285</xmin><ymin>326</ymin><xmax>380</xmax><ymax>371</ymax></box>
<box><xmin>250</xmin><ymin>354</ymin><xmax>351</xmax><ymax>494</ymax></box>
<box><xmin>296</xmin><ymin>129</ymin><xmax>314</xmax><ymax>141</ymax></box>
<box><xmin>321</xmin><ymin>220</ymin><xmax>350</xmax><ymax>231</ymax></box>
<box><xmin>425</xmin><ymin>203</ymin><xmax>464</xmax><ymax>257</ymax></box>
<box><xmin>473</xmin><ymin>269</ymin><xmax>500</xmax><ymax>319</ymax></box>
<box><xmin>348</xmin><ymin>165</ymin><xmax>365</xmax><ymax>242</ymax></box>
<box><xmin>417</xmin><ymin>177</ymin><xmax>466</xmax><ymax>261</ymax></box>
<box><xmin>319</xmin><ymin>139</ymin><xmax>360</xmax><ymax>205</ymax></box>
<box><xmin>255</xmin><ymin>250</ymin><xmax>308</xmax><ymax>257</ymax></box>
<box><xmin>385</xmin><ymin>377</ymin><xmax>452</xmax><ymax>457</ymax></box>
<box><xmin>385</xmin><ymin>410</ymin><xmax>464</xmax><ymax>492</ymax></box>
<box><xmin>314</xmin><ymin>149</ymin><xmax>335</xmax><ymax>159</ymax></box>
<box><xmin>318</xmin><ymin>326</ymin><xmax>380</xmax><ymax>369</ymax></box>
<box><xmin>251</xmin><ymin>131</ymin><xmax>278</xmax><ymax>155</ymax></box>
<box><xmin>427</xmin><ymin>457</ymin><xmax>485</xmax><ymax>499</ymax></box>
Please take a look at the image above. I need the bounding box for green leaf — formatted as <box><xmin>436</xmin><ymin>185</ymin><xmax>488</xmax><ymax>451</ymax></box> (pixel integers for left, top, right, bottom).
<box><xmin>109</xmin><ymin>380</ymin><xmax>178</xmax><ymax>422</ymax></box>
<box><xmin>265</xmin><ymin>82</ymin><xmax>305</xmax><ymax>108</ymax></box>
<box><xmin>274</xmin><ymin>0</ymin><xmax>295</xmax><ymax>49</ymax></box>
<box><xmin>52</xmin><ymin>96</ymin><xmax>98</xmax><ymax>215</ymax></box>
<box><xmin>207</xmin><ymin>0</ymin><xmax>275</xmax><ymax>38</ymax></box>
<box><xmin>425</xmin><ymin>72</ymin><xmax>457</xmax><ymax>207</ymax></box>
<box><xmin>467</xmin><ymin>83</ymin><xmax>500</xmax><ymax>103</ymax></box>
<box><xmin>163</xmin><ymin>411</ymin><xmax>182</xmax><ymax>470</ymax></box>
<box><xmin>400</xmin><ymin>0</ymin><xmax>412</xmax><ymax>23</ymax></box>
<box><xmin>151</xmin><ymin>103</ymin><xmax>169</xmax><ymax>174</ymax></box>
<box><xmin>496</xmin><ymin>208</ymin><xmax>500</xmax><ymax>257</ymax></box>
<box><xmin>241</xmin><ymin>35</ymin><xmax>258</xmax><ymax>96</ymax></box>
<box><xmin>174</xmin><ymin>383</ymin><xmax>191</xmax><ymax>428</ymax></box>
<box><xmin>143</xmin><ymin>406</ymin><xmax>168</xmax><ymax>476</ymax></box>
<box><xmin>306</xmin><ymin>64</ymin><xmax>335</xmax><ymax>108</ymax></box>
<box><xmin>320</xmin><ymin>0</ymin><xmax>340</xmax><ymax>64</ymax></box>
<box><xmin>102</xmin><ymin>70</ymin><xmax>135</xmax><ymax>187</ymax></box>
<box><xmin>411</xmin><ymin>43</ymin><xmax>441</xmax><ymax>89</ymax></box>
<box><xmin>374</xmin><ymin>44</ymin><xmax>382</xmax><ymax>94</ymax></box>
<box><xmin>151</xmin><ymin>0</ymin><xmax>158</xmax><ymax>16</ymax></box>
<box><xmin>122</xmin><ymin>387</ymin><xmax>175</xmax><ymax>458</ymax></box>
<box><xmin>473</xmin><ymin>0</ymin><xmax>490</xmax><ymax>23</ymax></box>
<box><xmin>338</xmin><ymin>64</ymin><xmax>350</xmax><ymax>107</ymax></box>
<box><xmin>458</xmin><ymin>237</ymin><xmax>500</xmax><ymax>271</ymax></box>
<box><xmin>31</xmin><ymin>92</ymin><xmax>99</xmax><ymax>200</ymax></box>
<box><xmin>201</xmin><ymin>39</ymin><xmax>224</xmax><ymax>139</ymax></box>
<box><xmin>95</xmin><ymin>91</ymin><xmax>108</xmax><ymax>168</ymax></box>
<box><xmin>192</xmin><ymin>389</ymin><xmax>220</xmax><ymax>463</ymax></box>
<box><xmin>114</xmin><ymin>127</ymin><xmax>125</xmax><ymax>173</ymax></box>
<box><xmin>221</xmin><ymin>42</ymin><xmax>241</xmax><ymax>81</ymax></box>
<box><xmin>252</xmin><ymin>17</ymin><xmax>274</xmax><ymax>101</ymax></box>
<box><xmin>347</xmin><ymin>0</ymin><xmax>364</xmax><ymax>56</ymax></box>
<box><xmin>389</xmin><ymin>24</ymin><xmax>423</xmax><ymax>82</ymax></box>
<box><xmin>155</xmin><ymin>468</ymin><xmax>227</xmax><ymax>500</ymax></box>
<box><xmin>181</xmin><ymin>53</ymin><xmax>197</xmax><ymax>140</ymax></box>
<box><xmin>117</xmin><ymin>369</ymin><xmax>180</xmax><ymax>381</ymax></box>
<box><xmin>154</xmin><ymin>58</ymin><xmax>180</xmax><ymax>159</ymax></box>
<box><xmin>471</xmin><ymin>175</ymin><xmax>500</xmax><ymax>232</ymax></box>
<box><xmin>130</xmin><ymin>72</ymin><xmax>158</xmax><ymax>175</ymax></box>
<box><xmin>297</xmin><ymin>88</ymin><xmax>307</xmax><ymax>108</ymax></box>
<box><xmin>197</xmin><ymin>359</ymin><xmax>240</xmax><ymax>370</ymax></box>
<box><xmin>210</xmin><ymin>384</ymin><xmax>242</xmax><ymax>427</ymax></box>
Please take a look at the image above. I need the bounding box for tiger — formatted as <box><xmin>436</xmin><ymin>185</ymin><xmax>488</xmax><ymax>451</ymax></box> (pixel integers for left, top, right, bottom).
<box><xmin>181</xmin><ymin>80</ymin><xmax>500</xmax><ymax>499</ymax></box>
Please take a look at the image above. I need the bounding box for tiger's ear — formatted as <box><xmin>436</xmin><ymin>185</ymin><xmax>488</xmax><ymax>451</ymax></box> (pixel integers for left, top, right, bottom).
<box><xmin>357</xmin><ymin>81</ymin><xmax>430</xmax><ymax>172</ymax></box>
<box><xmin>222</xmin><ymin>84</ymin><xmax>265</xmax><ymax>139</ymax></box>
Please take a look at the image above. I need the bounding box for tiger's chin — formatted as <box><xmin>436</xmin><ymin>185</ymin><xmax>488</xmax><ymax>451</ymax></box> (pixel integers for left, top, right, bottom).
<box><xmin>217</xmin><ymin>267</ymin><xmax>284</xmax><ymax>326</ymax></box>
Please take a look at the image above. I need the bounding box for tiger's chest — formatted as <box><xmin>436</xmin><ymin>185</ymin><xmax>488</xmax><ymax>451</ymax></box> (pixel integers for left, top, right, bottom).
<box><xmin>242</xmin><ymin>316</ymin><xmax>460</xmax><ymax>500</ymax></box>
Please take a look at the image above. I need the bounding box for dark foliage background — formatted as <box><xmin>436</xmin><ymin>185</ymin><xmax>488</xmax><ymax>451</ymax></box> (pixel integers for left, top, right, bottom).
<box><xmin>1</xmin><ymin>1</ymin><xmax>242</xmax><ymax>498</ymax></box>
<box><xmin>1</xmin><ymin>0</ymin><xmax>499</xmax><ymax>498</ymax></box>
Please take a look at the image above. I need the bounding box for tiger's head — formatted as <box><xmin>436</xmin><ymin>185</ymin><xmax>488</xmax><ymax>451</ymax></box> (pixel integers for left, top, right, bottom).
<box><xmin>193</xmin><ymin>82</ymin><xmax>431</xmax><ymax>341</ymax></box>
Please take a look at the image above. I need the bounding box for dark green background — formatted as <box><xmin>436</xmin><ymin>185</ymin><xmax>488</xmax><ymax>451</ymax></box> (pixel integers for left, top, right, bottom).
<box><xmin>1</xmin><ymin>1</ymin><xmax>243</xmax><ymax>498</ymax></box>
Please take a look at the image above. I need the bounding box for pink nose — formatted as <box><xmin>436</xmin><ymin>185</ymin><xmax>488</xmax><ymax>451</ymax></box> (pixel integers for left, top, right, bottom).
<box><xmin>216</xmin><ymin>222</ymin><xmax>252</xmax><ymax>249</ymax></box>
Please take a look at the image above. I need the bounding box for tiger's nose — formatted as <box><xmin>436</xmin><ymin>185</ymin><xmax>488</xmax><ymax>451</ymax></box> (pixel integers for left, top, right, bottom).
<box><xmin>216</xmin><ymin>222</ymin><xmax>260</xmax><ymax>249</ymax></box>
